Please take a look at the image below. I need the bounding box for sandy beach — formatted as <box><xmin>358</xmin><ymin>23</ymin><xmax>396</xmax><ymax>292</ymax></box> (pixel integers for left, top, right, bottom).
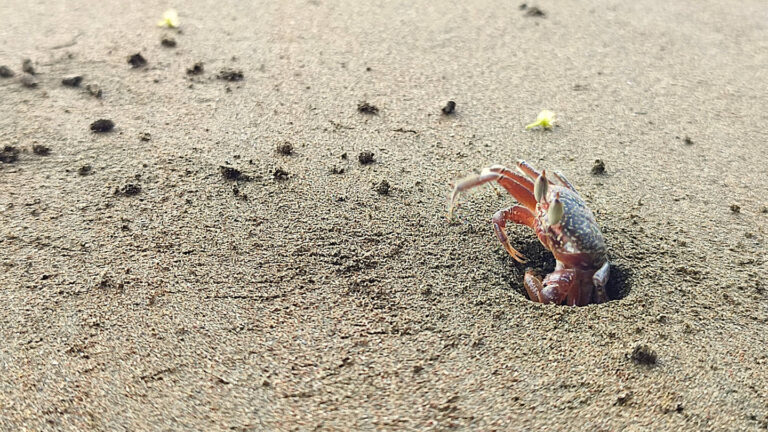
<box><xmin>1</xmin><ymin>1</ymin><xmax>767</xmax><ymax>430</ymax></box>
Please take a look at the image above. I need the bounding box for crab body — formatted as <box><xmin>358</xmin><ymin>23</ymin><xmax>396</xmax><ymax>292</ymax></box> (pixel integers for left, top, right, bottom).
<box><xmin>449</xmin><ymin>161</ymin><xmax>610</xmax><ymax>306</ymax></box>
<box><xmin>534</xmin><ymin>185</ymin><xmax>607</xmax><ymax>270</ymax></box>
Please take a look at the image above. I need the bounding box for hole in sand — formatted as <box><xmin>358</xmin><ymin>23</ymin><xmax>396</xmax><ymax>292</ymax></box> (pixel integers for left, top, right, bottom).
<box><xmin>605</xmin><ymin>261</ymin><xmax>632</xmax><ymax>301</ymax></box>
<box><xmin>501</xmin><ymin>239</ymin><xmax>633</xmax><ymax>304</ymax></box>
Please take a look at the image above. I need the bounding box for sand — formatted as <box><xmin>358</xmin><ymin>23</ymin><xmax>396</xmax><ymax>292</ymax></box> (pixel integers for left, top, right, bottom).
<box><xmin>1</xmin><ymin>0</ymin><xmax>767</xmax><ymax>430</ymax></box>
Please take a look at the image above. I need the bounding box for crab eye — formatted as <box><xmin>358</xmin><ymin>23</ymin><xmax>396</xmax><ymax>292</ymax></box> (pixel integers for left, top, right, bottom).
<box><xmin>548</xmin><ymin>196</ymin><xmax>564</xmax><ymax>225</ymax></box>
<box><xmin>534</xmin><ymin>170</ymin><xmax>548</xmax><ymax>203</ymax></box>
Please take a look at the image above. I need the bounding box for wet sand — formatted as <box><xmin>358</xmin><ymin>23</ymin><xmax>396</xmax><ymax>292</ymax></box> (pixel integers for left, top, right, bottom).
<box><xmin>1</xmin><ymin>1</ymin><xmax>767</xmax><ymax>430</ymax></box>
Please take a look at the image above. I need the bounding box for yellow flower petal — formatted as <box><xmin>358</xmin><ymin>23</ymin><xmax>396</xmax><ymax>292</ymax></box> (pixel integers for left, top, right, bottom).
<box><xmin>157</xmin><ymin>9</ymin><xmax>179</xmax><ymax>28</ymax></box>
<box><xmin>525</xmin><ymin>110</ymin><xmax>556</xmax><ymax>130</ymax></box>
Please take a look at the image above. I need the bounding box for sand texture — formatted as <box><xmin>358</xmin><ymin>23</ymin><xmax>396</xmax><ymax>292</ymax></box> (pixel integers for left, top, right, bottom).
<box><xmin>1</xmin><ymin>1</ymin><xmax>767</xmax><ymax>430</ymax></box>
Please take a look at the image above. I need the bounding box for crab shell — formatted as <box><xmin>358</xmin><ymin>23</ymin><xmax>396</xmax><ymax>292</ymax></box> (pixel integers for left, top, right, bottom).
<box><xmin>534</xmin><ymin>186</ymin><xmax>608</xmax><ymax>271</ymax></box>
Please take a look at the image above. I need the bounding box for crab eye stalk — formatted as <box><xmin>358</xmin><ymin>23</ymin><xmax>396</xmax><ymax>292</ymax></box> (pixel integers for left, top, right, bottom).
<box><xmin>534</xmin><ymin>170</ymin><xmax>549</xmax><ymax>203</ymax></box>
<box><xmin>548</xmin><ymin>194</ymin><xmax>564</xmax><ymax>225</ymax></box>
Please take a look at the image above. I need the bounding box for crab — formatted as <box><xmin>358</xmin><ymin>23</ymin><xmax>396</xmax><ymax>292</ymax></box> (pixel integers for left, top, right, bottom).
<box><xmin>449</xmin><ymin>160</ymin><xmax>610</xmax><ymax>306</ymax></box>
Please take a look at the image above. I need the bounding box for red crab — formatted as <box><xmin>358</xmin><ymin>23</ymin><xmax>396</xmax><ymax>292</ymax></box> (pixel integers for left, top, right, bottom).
<box><xmin>449</xmin><ymin>160</ymin><xmax>610</xmax><ymax>306</ymax></box>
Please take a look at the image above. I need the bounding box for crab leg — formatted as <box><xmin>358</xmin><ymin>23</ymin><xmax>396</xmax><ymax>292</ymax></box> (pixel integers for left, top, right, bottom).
<box><xmin>525</xmin><ymin>269</ymin><xmax>593</xmax><ymax>305</ymax></box>
<box><xmin>524</xmin><ymin>269</ymin><xmax>563</xmax><ymax>304</ymax></box>
<box><xmin>552</xmin><ymin>171</ymin><xmax>578</xmax><ymax>193</ymax></box>
<box><xmin>449</xmin><ymin>171</ymin><xmax>537</xmax><ymax>216</ymax></box>
<box><xmin>516</xmin><ymin>160</ymin><xmax>554</xmax><ymax>184</ymax></box>
<box><xmin>518</xmin><ymin>161</ymin><xmax>578</xmax><ymax>194</ymax></box>
<box><xmin>494</xmin><ymin>175</ymin><xmax>537</xmax><ymax>210</ymax></box>
<box><xmin>492</xmin><ymin>205</ymin><xmax>535</xmax><ymax>263</ymax></box>
<box><xmin>486</xmin><ymin>165</ymin><xmax>534</xmax><ymax>192</ymax></box>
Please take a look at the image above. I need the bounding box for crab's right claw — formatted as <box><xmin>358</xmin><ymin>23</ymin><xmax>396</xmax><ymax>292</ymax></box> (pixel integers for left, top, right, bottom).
<box><xmin>592</xmin><ymin>261</ymin><xmax>610</xmax><ymax>303</ymax></box>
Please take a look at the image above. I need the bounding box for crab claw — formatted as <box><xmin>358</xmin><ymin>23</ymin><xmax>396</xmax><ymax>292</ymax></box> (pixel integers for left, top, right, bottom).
<box><xmin>534</xmin><ymin>170</ymin><xmax>549</xmax><ymax>203</ymax></box>
<box><xmin>548</xmin><ymin>192</ymin><xmax>564</xmax><ymax>225</ymax></box>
